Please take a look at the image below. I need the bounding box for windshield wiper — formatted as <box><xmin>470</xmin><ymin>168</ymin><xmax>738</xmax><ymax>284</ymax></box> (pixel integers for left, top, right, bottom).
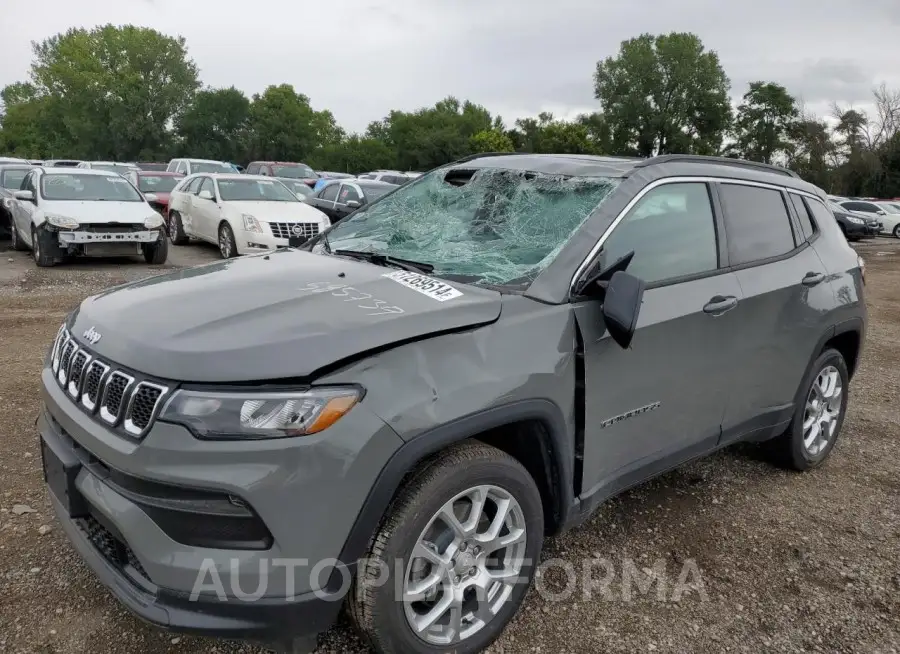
<box><xmin>334</xmin><ymin>249</ymin><xmax>434</xmax><ymax>274</ymax></box>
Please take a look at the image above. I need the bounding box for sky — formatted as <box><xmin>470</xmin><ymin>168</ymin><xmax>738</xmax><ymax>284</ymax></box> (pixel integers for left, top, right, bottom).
<box><xmin>1</xmin><ymin>0</ymin><xmax>899</xmax><ymax>133</ymax></box>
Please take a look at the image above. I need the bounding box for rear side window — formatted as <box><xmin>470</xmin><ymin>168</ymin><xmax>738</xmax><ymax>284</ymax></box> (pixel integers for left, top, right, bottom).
<box><xmin>788</xmin><ymin>194</ymin><xmax>816</xmax><ymax>241</ymax></box>
<box><xmin>806</xmin><ymin>198</ymin><xmax>841</xmax><ymax>233</ymax></box>
<box><xmin>719</xmin><ymin>184</ymin><xmax>794</xmax><ymax>265</ymax></box>
<box><xmin>245</xmin><ymin>163</ymin><xmax>260</xmax><ymax>175</ymax></box>
<box><xmin>320</xmin><ymin>184</ymin><xmax>340</xmax><ymax>201</ymax></box>
<box><xmin>601</xmin><ymin>182</ymin><xmax>719</xmax><ymax>284</ymax></box>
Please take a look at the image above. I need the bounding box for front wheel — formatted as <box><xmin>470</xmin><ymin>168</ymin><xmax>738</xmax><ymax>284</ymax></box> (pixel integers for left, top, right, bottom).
<box><xmin>769</xmin><ymin>348</ymin><xmax>849</xmax><ymax>471</ymax></box>
<box><xmin>31</xmin><ymin>226</ymin><xmax>56</xmax><ymax>267</ymax></box>
<box><xmin>142</xmin><ymin>233</ymin><xmax>169</xmax><ymax>264</ymax></box>
<box><xmin>218</xmin><ymin>222</ymin><xmax>237</xmax><ymax>259</ymax></box>
<box><xmin>349</xmin><ymin>442</ymin><xmax>544</xmax><ymax>654</ymax></box>
<box><xmin>893</xmin><ymin>224</ymin><xmax>900</xmax><ymax>239</ymax></box>
<box><xmin>9</xmin><ymin>219</ymin><xmax>27</xmax><ymax>251</ymax></box>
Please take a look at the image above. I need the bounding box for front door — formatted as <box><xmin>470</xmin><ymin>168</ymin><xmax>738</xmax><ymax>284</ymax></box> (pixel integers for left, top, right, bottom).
<box><xmin>575</xmin><ymin>181</ymin><xmax>743</xmax><ymax>500</ymax></box>
<box><xmin>13</xmin><ymin>171</ymin><xmax>39</xmax><ymax>246</ymax></box>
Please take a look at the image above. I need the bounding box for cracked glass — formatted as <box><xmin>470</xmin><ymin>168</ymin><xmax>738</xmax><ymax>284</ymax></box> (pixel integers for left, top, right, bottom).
<box><xmin>321</xmin><ymin>166</ymin><xmax>619</xmax><ymax>287</ymax></box>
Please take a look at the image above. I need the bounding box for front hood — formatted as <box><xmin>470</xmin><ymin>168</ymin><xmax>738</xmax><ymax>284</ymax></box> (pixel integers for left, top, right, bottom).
<box><xmin>45</xmin><ymin>200</ymin><xmax>154</xmax><ymax>224</ymax></box>
<box><xmin>225</xmin><ymin>201</ymin><xmax>328</xmax><ymax>224</ymax></box>
<box><xmin>68</xmin><ymin>250</ymin><xmax>501</xmax><ymax>382</ymax></box>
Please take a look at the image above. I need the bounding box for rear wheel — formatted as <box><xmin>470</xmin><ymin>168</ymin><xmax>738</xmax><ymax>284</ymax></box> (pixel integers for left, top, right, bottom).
<box><xmin>31</xmin><ymin>226</ymin><xmax>56</xmax><ymax>267</ymax></box>
<box><xmin>169</xmin><ymin>211</ymin><xmax>189</xmax><ymax>245</ymax></box>
<box><xmin>893</xmin><ymin>224</ymin><xmax>900</xmax><ymax>239</ymax></box>
<box><xmin>769</xmin><ymin>348</ymin><xmax>849</xmax><ymax>471</ymax></box>
<box><xmin>218</xmin><ymin>222</ymin><xmax>237</xmax><ymax>259</ymax></box>
<box><xmin>142</xmin><ymin>233</ymin><xmax>168</xmax><ymax>264</ymax></box>
<box><xmin>349</xmin><ymin>442</ymin><xmax>543</xmax><ymax>654</ymax></box>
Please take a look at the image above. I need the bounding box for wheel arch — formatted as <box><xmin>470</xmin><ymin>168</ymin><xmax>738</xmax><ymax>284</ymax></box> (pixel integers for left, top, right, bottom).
<box><xmin>337</xmin><ymin>399</ymin><xmax>575</xmax><ymax>566</ymax></box>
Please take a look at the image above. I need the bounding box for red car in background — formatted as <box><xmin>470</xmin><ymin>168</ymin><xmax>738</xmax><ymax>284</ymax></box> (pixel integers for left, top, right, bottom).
<box><xmin>127</xmin><ymin>170</ymin><xmax>184</xmax><ymax>223</ymax></box>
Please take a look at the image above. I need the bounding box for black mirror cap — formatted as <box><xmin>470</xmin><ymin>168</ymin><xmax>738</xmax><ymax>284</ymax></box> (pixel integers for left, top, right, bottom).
<box><xmin>601</xmin><ymin>271</ymin><xmax>646</xmax><ymax>349</ymax></box>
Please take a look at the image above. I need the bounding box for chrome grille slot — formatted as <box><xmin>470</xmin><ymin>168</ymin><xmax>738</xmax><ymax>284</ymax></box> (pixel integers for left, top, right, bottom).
<box><xmin>57</xmin><ymin>340</ymin><xmax>77</xmax><ymax>385</ymax></box>
<box><xmin>50</xmin><ymin>327</ymin><xmax>67</xmax><ymax>373</ymax></box>
<box><xmin>268</xmin><ymin>222</ymin><xmax>319</xmax><ymax>240</ymax></box>
<box><xmin>50</xmin><ymin>329</ymin><xmax>170</xmax><ymax>437</ymax></box>
<box><xmin>81</xmin><ymin>360</ymin><xmax>110</xmax><ymax>411</ymax></box>
<box><xmin>67</xmin><ymin>351</ymin><xmax>91</xmax><ymax>398</ymax></box>
<box><xmin>124</xmin><ymin>382</ymin><xmax>169</xmax><ymax>436</ymax></box>
<box><xmin>99</xmin><ymin>372</ymin><xmax>134</xmax><ymax>425</ymax></box>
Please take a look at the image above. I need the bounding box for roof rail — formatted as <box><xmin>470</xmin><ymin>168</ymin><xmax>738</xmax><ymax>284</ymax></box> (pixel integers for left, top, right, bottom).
<box><xmin>634</xmin><ymin>154</ymin><xmax>799</xmax><ymax>179</ymax></box>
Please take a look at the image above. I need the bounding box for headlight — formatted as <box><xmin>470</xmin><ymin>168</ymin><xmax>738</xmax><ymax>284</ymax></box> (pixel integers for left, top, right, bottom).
<box><xmin>159</xmin><ymin>387</ymin><xmax>361</xmax><ymax>440</ymax></box>
<box><xmin>242</xmin><ymin>214</ymin><xmax>262</xmax><ymax>233</ymax></box>
<box><xmin>847</xmin><ymin>216</ymin><xmax>864</xmax><ymax>225</ymax></box>
<box><xmin>45</xmin><ymin>214</ymin><xmax>79</xmax><ymax>229</ymax></box>
<box><xmin>144</xmin><ymin>214</ymin><xmax>164</xmax><ymax>229</ymax></box>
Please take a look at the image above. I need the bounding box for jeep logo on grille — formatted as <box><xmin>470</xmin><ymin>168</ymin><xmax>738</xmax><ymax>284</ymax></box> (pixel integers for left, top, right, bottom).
<box><xmin>83</xmin><ymin>326</ymin><xmax>102</xmax><ymax>345</ymax></box>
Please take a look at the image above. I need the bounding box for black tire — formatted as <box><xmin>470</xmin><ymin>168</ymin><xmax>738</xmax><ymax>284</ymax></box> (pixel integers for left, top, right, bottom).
<box><xmin>893</xmin><ymin>224</ymin><xmax>900</xmax><ymax>239</ymax></box>
<box><xmin>168</xmin><ymin>211</ymin><xmax>189</xmax><ymax>245</ymax></box>
<box><xmin>31</xmin><ymin>226</ymin><xmax>56</xmax><ymax>267</ymax></box>
<box><xmin>142</xmin><ymin>233</ymin><xmax>169</xmax><ymax>264</ymax></box>
<box><xmin>768</xmin><ymin>348</ymin><xmax>849</xmax><ymax>471</ymax></box>
<box><xmin>218</xmin><ymin>222</ymin><xmax>237</xmax><ymax>259</ymax></box>
<box><xmin>9</xmin><ymin>220</ymin><xmax>27</xmax><ymax>251</ymax></box>
<box><xmin>348</xmin><ymin>442</ymin><xmax>544</xmax><ymax>654</ymax></box>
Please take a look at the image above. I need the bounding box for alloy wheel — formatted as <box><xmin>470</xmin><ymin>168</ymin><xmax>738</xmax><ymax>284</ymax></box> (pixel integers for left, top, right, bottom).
<box><xmin>802</xmin><ymin>365</ymin><xmax>843</xmax><ymax>456</ymax></box>
<box><xmin>219</xmin><ymin>226</ymin><xmax>232</xmax><ymax>258</ymax></box>
<box><xmin>403</xmin><ymin>484</ymin><xmax>527</xmax><ymax>646</ymax></box>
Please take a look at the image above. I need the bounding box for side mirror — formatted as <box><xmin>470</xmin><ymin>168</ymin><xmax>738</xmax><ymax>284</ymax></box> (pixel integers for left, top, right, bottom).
<box><xmin>199</xmin><ymin>190</ymin><xmax>213</xmax><ymax>200</ymax></box>
<box><xmin>14</xmin><ymin>189</ymin><xmax>34</xmax><ymax>203</ymax></box>
<box><xmin>346</xmin><ymin>200</ymin><xmax>360</xmax><ymax>209</ymax></box>
<box><xmin>144</xmin><ymin>192</ymin><xmax>158</xmax><ymax>202</ymax></box>
<box><xmin>877</xmin><ymin>210</ymin><xmax>886</xmax><ymax>215</ymax></box>
<box><xmin>601</xmin><ymin>271</ymin><xmax>646</xmax><ymax>349</ymax></box>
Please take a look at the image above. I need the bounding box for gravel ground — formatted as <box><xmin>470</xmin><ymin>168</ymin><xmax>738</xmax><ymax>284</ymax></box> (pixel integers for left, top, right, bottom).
<box><xmin>1</xmin><ymin>238</ymin><xmax>898</xmax><ymax>654</ymax></box>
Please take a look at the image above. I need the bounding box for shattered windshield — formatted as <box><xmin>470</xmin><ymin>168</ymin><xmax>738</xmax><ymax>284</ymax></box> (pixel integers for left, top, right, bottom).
<box><xmin>323</xmin><ymin>166</ymin><xmax>618</xmax><ymax>287</ymax></box>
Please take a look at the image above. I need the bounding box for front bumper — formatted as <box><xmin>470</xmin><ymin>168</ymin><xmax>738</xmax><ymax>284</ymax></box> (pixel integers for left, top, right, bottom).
<box><xmin>58</xmin><ymin>229</ymin><xmax>160</xmax><ymax>245</ymax></box>
<box><xmin>38</xmin><ymin>361</ymin><xmax>404</xmax><ymax>643</ymax></box>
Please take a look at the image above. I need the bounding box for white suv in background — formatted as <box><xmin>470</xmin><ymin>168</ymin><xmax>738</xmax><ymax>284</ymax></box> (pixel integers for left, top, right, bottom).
<box><xmin>166</xmin><ymin>173</ymin><xmax>329</xmax><ymax>258</ymax></box>
<box><xmin>166</xmin><ymin>158</ymin><xmax>237</xmax><ymax>176</ymax></box>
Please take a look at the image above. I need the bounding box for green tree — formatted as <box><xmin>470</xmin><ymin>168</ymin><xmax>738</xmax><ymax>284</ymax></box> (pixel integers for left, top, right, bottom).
<box><xmin>310</xmin><ymin>135</ymin><xmax>397</xmax><ymax>174</ymax></box>
<box><xmin>730</xmin><ymin>82</ymin><xmax>799</xmax><ymax>164</ymax></box>
<box><xmin>368</xmin><ymin>97</ymin><xmax>496</xmax><ymax>171</ymax></box>
<box><xmin>594</xmin><ymin>32</ymin><xmax>732</xmax><ymax>157</ymax></box>
<box><xmin>509</xmin><ymin>112</ymin><xmax>595</xmax><ymax>154</ymax></box>
<box><xmin>0</xmin><ymin>83</ymin><xmax>70</xmax><ymax>157</ymax></box>
<box><xmin>787</xmin><ymin>116</ymin><xmax>835</xmax><ymax>190</ymax></box>
<box><xmin>28</xmin><ymin>25</ymin><xmax>199</xmax><ymax>160</ymax></box>
<box><xmin>469</xmin><ymin>128</ymin><xmax>514</xmax><ymax>153</ymax></box>
<box><xmin>174</xmin><ymin>87</ymin><xmax>250</xmax><ymax>162</ymax></box>
<box><xmin>247</xmin><ymin>84</ymin><xmax>340</xmax><ymax>162</ymax></box>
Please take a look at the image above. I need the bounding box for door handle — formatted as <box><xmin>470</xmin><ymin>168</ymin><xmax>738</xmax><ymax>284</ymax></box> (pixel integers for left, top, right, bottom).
<box><xmin>703</xmin><ymin>295</ymin><xmax>738</xmax><ymax>315</ymax></box>
<box><xmin>802</xmin><ymin>272</ymin><xmax>825</xmax><ymax>287</ymax></box>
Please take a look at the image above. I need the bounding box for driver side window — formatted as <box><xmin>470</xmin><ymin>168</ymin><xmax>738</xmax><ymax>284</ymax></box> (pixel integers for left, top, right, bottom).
<box><xmin>198</xmin><ymin>177</ymin><xmax>215</xmax><ymax>198</ymax></box>
<box><xmin>600</xmin><ymin>182</ymin><xmax>719</xmax><ymax>285</ymax></box>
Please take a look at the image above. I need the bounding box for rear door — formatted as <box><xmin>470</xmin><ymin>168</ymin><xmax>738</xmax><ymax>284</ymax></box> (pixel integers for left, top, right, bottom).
<box><xmin>716</xmin><ymin>181</ymin><xmax>832</xmax><ymax>442</ymax></box>
<box><xmin>575</xmin><ymin>181</ymin><xmax>744</xmax><ymax>498</ymax></box>
<box><xmin>310</xmin><ymin>183</ymin><xmax>340</xmax><ymax>221</ymax></box>
<box><xmin>179</xmin><ymin>176</ymin><xmax>205</xmax><ymax>236</ymax></box>
<box><xmin>192</xmin><ymin>177</ymin><xmax>220</xmax><ymax>242</ymax></box>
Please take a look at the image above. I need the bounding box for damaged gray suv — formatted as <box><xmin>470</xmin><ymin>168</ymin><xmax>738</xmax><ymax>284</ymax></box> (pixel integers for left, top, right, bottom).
<box><xmin>38</xmin><ymin>153</ymin><xmax>866</xmax><ymax>654</ymax></box>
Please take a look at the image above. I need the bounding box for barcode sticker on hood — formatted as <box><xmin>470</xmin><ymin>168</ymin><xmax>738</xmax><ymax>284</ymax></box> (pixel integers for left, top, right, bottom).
<box><xmin>383</xmin><ymin>270</ymin><xmax>463</xmax><ymax>302</ymax></box>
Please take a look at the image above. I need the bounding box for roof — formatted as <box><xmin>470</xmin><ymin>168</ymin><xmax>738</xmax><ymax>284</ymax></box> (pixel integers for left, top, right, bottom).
<box><xmin>354</xmin><ymin>180</ymin><xmax>400</xmax><ymax>189</ymax></box>
<box><xmin>136</xmin><ymin>170</ymin><xmax>183</xmax><ymax>177</ymax></box>
<box><xmin>182</xmin><ymin>158</ymin><xmax>231</xmax><ymax>164</ymax></box>
<box><xmin>451</xmin><ymin>152</ymin><xmax>820</xmax><ymax>194</ymax></box>
<box><xmin>0</xmin><ymin>162</ymin><xmax>33</xmax><ymax>170</ymax></box>
<box><xmin>42</xmin><ymin>167</ymin><xmax>123</xmax><ymax>177</ymax></box>
<box><xmin>251</xmin><ymin>161</ymin><xmax>312</xmax><ymax>166</ymax></box>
